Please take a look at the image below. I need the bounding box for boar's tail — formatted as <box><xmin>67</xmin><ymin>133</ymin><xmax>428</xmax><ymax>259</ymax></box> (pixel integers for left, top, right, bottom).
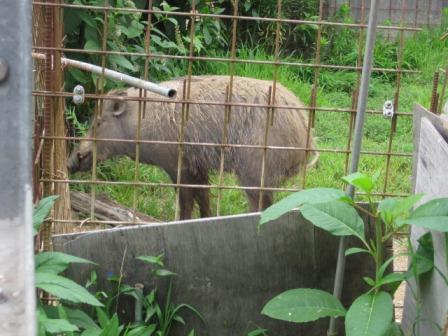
<box><xmin>306</xmin><ymin>150</ymin><xmax>320</xmax><ymax>170</ymax></box>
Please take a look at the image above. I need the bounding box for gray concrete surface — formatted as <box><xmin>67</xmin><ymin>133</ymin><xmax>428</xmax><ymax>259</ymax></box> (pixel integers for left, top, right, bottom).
<box><xmin>54</xmin><ymin>209</ymin><xmax>382</xmax><ymax>335</ymax></box>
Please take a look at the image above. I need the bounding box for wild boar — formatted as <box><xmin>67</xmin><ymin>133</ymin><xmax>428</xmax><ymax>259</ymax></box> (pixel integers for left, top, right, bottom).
<box><xmin>68</xmin><ymin>75</ymin><xmax>318</xmax><ymax>219</ymax></box>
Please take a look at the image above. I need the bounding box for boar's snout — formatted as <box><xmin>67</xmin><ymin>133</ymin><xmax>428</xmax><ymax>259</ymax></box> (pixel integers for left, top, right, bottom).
<box><xmin>67</xmin><ymin>149</ymin><xmax>93</xmax><ymax>174</ymax></box>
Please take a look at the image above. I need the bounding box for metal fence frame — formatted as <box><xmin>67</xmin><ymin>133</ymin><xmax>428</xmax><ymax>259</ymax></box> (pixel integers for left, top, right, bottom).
<box><xmin>32</xmin><ymin>0</ymin><xmax>430</xmax><ymax>228</ymax></box>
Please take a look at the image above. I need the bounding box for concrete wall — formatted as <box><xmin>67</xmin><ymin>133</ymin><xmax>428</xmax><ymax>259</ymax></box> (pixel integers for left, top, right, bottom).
<box><xmin>326</xmin><ymin>0</ymin><xmax>447</xmax><ymax>27</ymax></box>
<box><xmin>54</xmin><ymin>209</ymin><xmax>384</xmax><ymax>336</ymax></box>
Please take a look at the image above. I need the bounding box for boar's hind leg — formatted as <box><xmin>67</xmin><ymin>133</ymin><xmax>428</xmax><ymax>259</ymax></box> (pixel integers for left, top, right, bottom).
<box><xmin>245</xmin><ymin>190</ymin><xmax>273</xmax><ymax>213</ymax></box>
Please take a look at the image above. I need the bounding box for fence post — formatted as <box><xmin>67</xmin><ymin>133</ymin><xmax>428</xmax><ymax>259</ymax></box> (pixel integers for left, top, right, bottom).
<box><xmin>327</xmin><ymin>0</ymin><xmax>380</xmax><ymax>335</ymax></box>
<box><xmin>0</xmin><ymin>0</ymin><xmax>35</xmax><ymax>335</ymax></box>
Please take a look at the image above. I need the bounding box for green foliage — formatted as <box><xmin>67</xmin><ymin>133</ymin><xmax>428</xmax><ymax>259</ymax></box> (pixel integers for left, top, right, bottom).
<box><xmin>345</xmin><ymin>291</ymin><xmax>393</xmax><ymax>336</ymax></box>
<box><xmin>33</xmin><ymin>195</ymin><xmax>59</xmax><ymax>235</ymax></box>
<box><xmin>33</xmin><ymin>197</ymin><xmax>202</xmax><ymax>335</ymax></box>
<box><xmin>259</xmin><ymin>172</ymin><xmax>447</xmax><ymax>334</ymax></box>
<box><xmin>261</xmin><ymin>288</ymin><xmax>346</xmax><ymax>323</ymax></box>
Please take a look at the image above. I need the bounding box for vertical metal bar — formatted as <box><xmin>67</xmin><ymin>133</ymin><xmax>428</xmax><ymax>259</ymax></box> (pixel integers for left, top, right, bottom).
<box><xmin>430</xmin><ymin>71</ymin><xmax>440</xmax><ymax>113</ymax></box>
<box><xmin>438</xmin><ymin>68</ymin><xmax>448</xmax><ymax>114</ymax></box>
<box><xmin>90</xmin><ymin>2</ymin><xmax>110</xmax><ymax>224</ymax></box>
<box><xmin>42</xmin><ymin>1</ymin><xmax>56</xmax><ymax>251</ymax></box>
<box><xmin>216</xmin><ymin>0</ymin><xmax>239</xmax><ymax>216</ymax></box>
<box><xmin>0</xmin><ymin>0</ymin><xmax>35</xmax><ymax>334</ymax></box>
<box><xmin>382</xmin><ymin>0</ymin><xmax>407</xmax><ymax>196</ymax></box>
<box><xmin>175</xmin><ymin>1</ymin><xmax>197</xmax><ymax>220</ymax></box>
<box><xmin>258</xmin><ymin>0</ymin><xmax>282</xmax><ymax>210</ymax></box>
<box><xmin>328</xmin><ymin>0</ymin><xmax>380</xmax><ymax>334</ymax></box>
<box><xmin>301</xmin><ymin>0</ymin><xmax>324</xmax><ymax>189</ymax></box>
<box><xmin>132</xmin><ymin>0</ymin><xmax>154</xmax><ymax>222</ymax></box>
<box><xmin>345</xmin><ymin>0</ymin><xmax>366</xmax><ymax>175</ymax></box>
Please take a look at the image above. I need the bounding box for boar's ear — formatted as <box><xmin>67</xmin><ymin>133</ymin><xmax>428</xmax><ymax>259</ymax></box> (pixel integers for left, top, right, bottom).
<box><xmin>112</xmin><ymin>91</ymin><xmax>128</xmax><ymax>117</ymax></box>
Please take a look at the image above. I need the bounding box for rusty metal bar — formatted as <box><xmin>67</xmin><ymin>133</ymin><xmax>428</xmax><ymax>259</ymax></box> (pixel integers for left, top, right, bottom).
<box><xmin>88</xmin><ymin>0</ymin><xmax>110</xmax><ymax>224</ymax></box>
<box><xmin>31</xmin><ymin>90</ymin><xmax>415</xmax><ymax>116</ymax></box>
<box><xmin>40</xmin><ymin>135</ymin><xmax>413</xmax><ymax>157</ymax></box>
<box><xmin>130</xmin><ymin>0</ymin><xmax>155</xmax><ymax>224</ymax></box>
<box><xmin>301</xmin><ymin>0</ymin><xmax>324</xmax><ymax>189</ymax></box>
<box><xmin>216</xmin><ymin>0</ymin><xmax>239</xmax><ymax>216</ymax></box>
<box><xmin>430</xmin><ymin>71</ymin><xmax>440</xmax><ymax>113</ymax></box>
<box><xmin>33</xmin><ymin>46</ymin><xmax>421</xmax><ymax>74</ymax></box>
<box><xmin>345</xmin><ymin>0</ymin><xmax>366</xmax><ymax>175</ymax></box>
<box><xmin>382</xmin><ymin>0</ymin><xmax>407</xmax><ymax>197</ymax></box>
<box><xmin>31</xmin><ymin>1</ymin><xmax>422</xmax><ymax>32</ymax></box>
<box><xmin>40</xmin><ymin>178</ymin><xmax>410</xmax><ymax>198</ymax></box>
<box><xmin>438</xmin><ymin>67</ymin><xmax>448</xmax><ymax>114</ymax></box>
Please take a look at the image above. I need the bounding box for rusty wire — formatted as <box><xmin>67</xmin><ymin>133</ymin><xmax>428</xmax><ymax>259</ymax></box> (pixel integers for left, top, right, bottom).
<box><xmin>32</xmin><ymin>0</ymin><xmax>428</xmax><ymax>227</ymax></box>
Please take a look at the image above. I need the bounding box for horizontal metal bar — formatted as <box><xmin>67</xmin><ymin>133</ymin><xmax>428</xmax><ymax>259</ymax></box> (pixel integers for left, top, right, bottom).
<box><xmin>32</xmin><ymin>52</ymin><xmax>176</xmax><ymax>97</ymax></box>
<box><xmin>31</xmin><ymin>1</ymin><xmax>422</xmax><ymax>32</ymax></box>
<box><xmin>33</xmin><ymin>46</ymin><xmax>421</xmax><ymax>75</ymax></box>
<box><xmin>41</xmin><ymin>135</ymin><xmax>413</xmax><ymax>157</ymax></box>
<box><xmin>40</xmin><ymin>178</ymin><xmax>410</xmax><ymax>198</ymax></box>
<box><xmin>31</xmin><ymin>90</ymin><xmax>414</xmax><ymax>116</ymax></box>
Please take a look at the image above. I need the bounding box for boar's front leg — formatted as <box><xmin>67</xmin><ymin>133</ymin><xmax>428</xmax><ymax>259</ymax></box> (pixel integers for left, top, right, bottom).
<box><xmin>168</xmin><ymin>169</ymin><xmax>211</xmax><ymax>220</ymax></box>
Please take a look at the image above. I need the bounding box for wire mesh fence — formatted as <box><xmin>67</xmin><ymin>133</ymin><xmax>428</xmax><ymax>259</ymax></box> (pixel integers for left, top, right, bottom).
<box><xmin>31</xmin><ymin>0</ymin><xmax>445</xmax><ymax>235</ymax></box>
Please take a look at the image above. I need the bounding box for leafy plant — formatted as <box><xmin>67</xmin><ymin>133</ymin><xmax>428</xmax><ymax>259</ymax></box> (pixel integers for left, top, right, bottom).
<box><xmin>259</xmin><ymin>172</ymin><xmax>447</xmax><ymax>335</ymax></box>
<box><xmin>34</xmin><ymin>196</ymin><xmax>203</xmax><ymax>335</ymax></box>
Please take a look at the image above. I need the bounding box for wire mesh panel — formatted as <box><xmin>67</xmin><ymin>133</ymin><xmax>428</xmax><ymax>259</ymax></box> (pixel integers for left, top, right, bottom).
<box><xmin>32</xmin><ymin>0</ymin><xmax>444</xmax><ymax>234</ymax></box>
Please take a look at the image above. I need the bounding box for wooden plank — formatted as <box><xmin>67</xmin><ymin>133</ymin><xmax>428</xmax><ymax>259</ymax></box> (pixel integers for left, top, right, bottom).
<box><xmin>70</xmin><ymin>191</ymin><xmax>159</xmax><ymax>224</ymax></box>
<box><xmin>54</xmin><ymin>208</ymin><xmax>381</xmax><ymax>335</ymax></box>
<box><xmin>403</xmin><ymin>115</ymin><xmax>448</xmax><ymax>334</ymax></box>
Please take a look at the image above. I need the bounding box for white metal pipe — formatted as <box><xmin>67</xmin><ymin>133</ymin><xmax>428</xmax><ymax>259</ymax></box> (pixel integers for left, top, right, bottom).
<box><xmin>327</xmin><ymin>0</ymin><xmax>380</xmax><ymax>334</ymax></box>
<box><xmin>32</xmin><ymin>52</ymin><xmax>177</xmax><ymax>98</ymax></box>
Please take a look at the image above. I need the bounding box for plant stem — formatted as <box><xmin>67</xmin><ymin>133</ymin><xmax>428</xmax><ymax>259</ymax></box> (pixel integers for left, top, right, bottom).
<box><xmin>375</xmin><ymin>214</ymin><xmax>384</xmax><ymax>283</ymax></box>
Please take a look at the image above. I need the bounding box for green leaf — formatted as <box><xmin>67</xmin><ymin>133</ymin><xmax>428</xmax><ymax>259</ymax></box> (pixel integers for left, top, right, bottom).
<box><xmin>124</xmin><ymin>325</ymin><xmax>156</xmax><ymax>336</ymax></box>
<box><xmin>137</xmin><ymin>255</ymin><xmax>164</xmax><ymax>267</ymax></box>
<box><xmin>345</xmin><ymin>291</ymin><xmax>393</xmax><ymax>336</ymax></box>
<box><xmin>40</xmin><ymin>318</ymin><xmax>79</xmax><ymax>334</ymax></box>
<box><xmin>247</xmin><ymin>329</ymin><xmax>269</xmax><ymax>336</ymax></box>
<box><xmin>63</xmin><ymin>307</ymin><xmax>100</xmax><ymax>331</ymax></box>
<box><xmin>259</xmin><ymin>188</ymin><xmax>345</xmax><ymax>225</ymax></box>
<box><xmin>407</xmin><ymin>232</ymin><xmax>434</xmax><ymax>277</ymax></box>
<box><xmin>342</xmin><ymin>172</ymin><xmax>375</xmax><ymax>194</ymax></box>
<box><xmin>98</xmin><ymin>314</ymin><xmax>120</xmax><ymax>336</ymax></box>
<box><xmin>300</xmin><ymin>201</ymin><xmax>365</xmax><ymax>240</ymax></box>
<box><xmin>345</xmin><ymin>247</ymin><xmax>370</xmax><ymax>256</ymax></box>
<box><xmin>35</xmin><ymin>252</ymin><xmax>95</xmax><ymax>274</ymax></box>
<box><xmin>154</xmin><ymin>269</ymin><xmax>176</xmax><ymax>277</ymax></box>
<box><xmin>84</xmin><ymin>39</ymin><xmax>101</xmax><ymax>51</ymax></box>
<box><xmin>96</xmin><ymin>307</ymin><xmax>110</xmax><ymax>328</ymax></box>
<box><xmin>33</xmin><ymin>196</ymin><xmax>59</xmax><ymax>235</ymax></box>
<box><xmin>108</xmin><ymin>55</ymin><xmax>136</xmax><ymax>72</ymax></box>
<box><xmin>261</xmin><ymin>288</ymin><xmax>346</xmax><ymax>323</ymax></box>
<box><xmin>203</xmin><ymin>25</ymin><xmax>212</xmax><ymax>45</ymax></box>
<box><xmin>378</xmin><ymin>272</ymin><xmax>407</xmax><ymax>286</ymax></box>
<box><xmin>363</xmin><ymin>277</ymin><xmax>375</xmax><ymax>286</ymax></box>
<box><xmin>37</xmin><ymin>308</ymin><xmax>79</xmax><ymax>334</ymax></box>
<box><xmin>35</xmin><ymin>272</ymin><xmax>103</xmax><ymax>306</ymax></box>
<box><xmin>378</xmin><ymin>194</ymin><xmax>424</xmax><ymax>225</ymax></box>
<box><xmin>399</xmin><ymin>198</ymin><xmax>448</xmax><ymax>232</ymax></box>
<box><xmin>385</xmin><ymin>322</ymin><xmax>404</xmax><ymax>336</ymax></box>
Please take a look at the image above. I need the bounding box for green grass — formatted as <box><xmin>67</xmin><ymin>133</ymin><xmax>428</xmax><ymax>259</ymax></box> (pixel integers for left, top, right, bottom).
<box><xmin>70</xmin><ymin>24</ymin><xmax>448</xmax><ymax>222</ymax></box>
